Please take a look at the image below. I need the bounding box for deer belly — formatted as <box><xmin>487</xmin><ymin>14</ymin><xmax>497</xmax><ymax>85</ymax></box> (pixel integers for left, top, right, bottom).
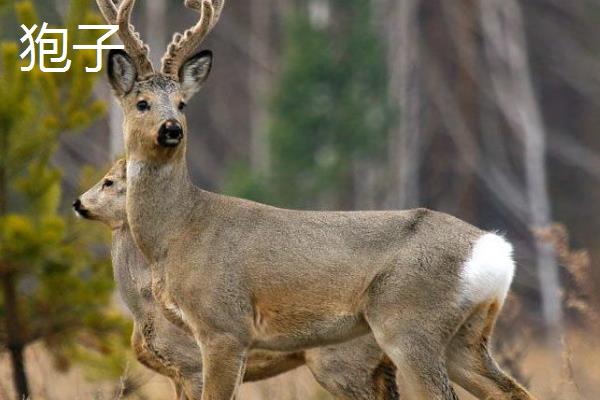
<box><xmin>250</xmin><ymin>304</ymin><xmax>369</xmax><ymax>351</ymax></box>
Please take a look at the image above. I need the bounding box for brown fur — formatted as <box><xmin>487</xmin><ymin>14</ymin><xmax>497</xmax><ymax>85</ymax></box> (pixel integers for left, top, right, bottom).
<box><xmin>122</xmin><ymin>134</ymin><xmax>536</xmax><ymax>400</ymax></box>
<box><xmin>100</xmin><ymin>0</ymin><xmax>537</xmax><ymax>398</ymax></box>
<box><xmin>77</xmin><ymin>161</ymin><xmax>399</xmax><ymax>400</ymax></box>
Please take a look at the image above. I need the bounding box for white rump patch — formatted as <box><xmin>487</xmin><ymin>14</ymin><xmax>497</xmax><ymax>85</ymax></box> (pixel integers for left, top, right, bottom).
<box><xmin>460</xmin><ymin>233</ymin><xmax>515</xmax><ymax>305</ymax></box>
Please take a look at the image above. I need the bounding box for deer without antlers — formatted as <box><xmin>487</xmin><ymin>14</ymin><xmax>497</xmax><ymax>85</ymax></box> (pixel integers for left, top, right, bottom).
<box><xmin>74</xmin><ymin>159</ymin><xmax>399</xmax><ymax>400</ymax></box>
<box><xmin>98</xmin><ymin>0</ymin><xmax>537</xmax><ymax>399</ymax></box>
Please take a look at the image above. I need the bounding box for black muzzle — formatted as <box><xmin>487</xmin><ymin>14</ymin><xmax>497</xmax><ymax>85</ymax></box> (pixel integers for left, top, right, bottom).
<box><xmin>72</xmin><ymin>199</ymin><xmax>89</xmax><ymax>218</ymax></box>
<box><xmin>158</xmin><ymin>119</ymin><xmax>183</xmax><ymax>147</ymax></box>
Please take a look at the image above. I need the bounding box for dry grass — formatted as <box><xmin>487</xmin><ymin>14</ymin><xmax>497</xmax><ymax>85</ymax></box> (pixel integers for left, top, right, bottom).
<box><xmin>0</xmin><ymin>343</ymin><xmax>117</xmax><ymax>400</ymax></box>
<box><xmin>0</xmin><ymin>346</ymin><xmax>332</xmax><ymax>400</ymax></box>
<box><xmin>535</xmin><ymin>224</ymin><xmax>599</xmax><ymax>328</ymax></box>
<box><xmin>3</xmin><ymin>334</ymin><xmax>599</xmax><ymax>400</ymax></box>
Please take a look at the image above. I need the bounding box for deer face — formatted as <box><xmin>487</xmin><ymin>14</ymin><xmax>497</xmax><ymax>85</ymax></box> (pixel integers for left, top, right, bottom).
<box><xmin>74</xmin><ymin>159</ymin><xmax>127</xmax><ymax>229</ymax></box>
<box><xmin>108</xmin><ymin>50</ymin><xmax>213</xmax><ymax>159</ymax></box>
<box><xmin>97</xmin><ymin>0</ymin><xmax>223</xmax><ymax>163</ymax></box>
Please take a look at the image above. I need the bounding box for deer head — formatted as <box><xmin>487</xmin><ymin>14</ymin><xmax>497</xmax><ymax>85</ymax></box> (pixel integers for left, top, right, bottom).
<box><xmin>98</xmin><ymin>0</ymin><xmax>224</xmax><ymax>162</ymax></box>
<box><xmin>73</xmin><ymin>159</ymin><xmax>128</xmax><ymax>229</ymax></box>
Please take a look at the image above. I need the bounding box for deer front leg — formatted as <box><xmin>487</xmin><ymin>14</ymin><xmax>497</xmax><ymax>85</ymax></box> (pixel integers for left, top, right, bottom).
<box><xmin>172</xmin><ymin>381</ymin><xmax>187</xmax><ymax>400</ymax></box>
<box><xmin>199</xmin><ymin>334</ymin><xmax>247</xmax><ymax>400</ymax></box>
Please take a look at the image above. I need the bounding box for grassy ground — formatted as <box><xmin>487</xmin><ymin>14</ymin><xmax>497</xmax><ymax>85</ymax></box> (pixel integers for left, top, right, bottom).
<box><xmin>1</xmin><ymin>328</ymin><xmax>599</xmax><ymax>400</ymax></box>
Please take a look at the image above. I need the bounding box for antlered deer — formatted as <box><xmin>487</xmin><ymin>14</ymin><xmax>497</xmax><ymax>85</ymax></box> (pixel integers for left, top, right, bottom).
<box><xmin>99</xmin><ymin>0</ymin><xmax>537</xmax><ymax>399</ymax></box>
<box><xmin>74</xmin><ymin>159</ymin><xmax>399</xmax><ymax>400</ymax></box>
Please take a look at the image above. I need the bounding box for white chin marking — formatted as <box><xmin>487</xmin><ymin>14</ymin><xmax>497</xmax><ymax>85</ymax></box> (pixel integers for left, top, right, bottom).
<box><xmin>460</xmin><ymin>233</ymin><xmax>515</xmax><ymax>305</ymax></box>
<box><xmin>126</xmin><ymin>160</ymin><xmax>142</xmax><ymax>180</ymax></box>
<box><xmin>127</xmin><ymin>160</ymin><xmax>174</xmax><ymax>181</ymax></box>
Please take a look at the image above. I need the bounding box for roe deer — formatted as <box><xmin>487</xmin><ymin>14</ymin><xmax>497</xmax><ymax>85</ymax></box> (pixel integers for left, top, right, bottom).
<box><xmin>74</xmin><ymin>159</ymin><xmax>399</xmax><ymax>400</ymax></box>
<box><xmin>100</xmin><ymin>0</ymin><xmax>537</xmax><ymax>399</ymax></box>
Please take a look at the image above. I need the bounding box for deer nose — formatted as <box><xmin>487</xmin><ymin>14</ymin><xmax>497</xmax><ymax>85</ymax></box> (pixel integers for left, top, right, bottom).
<box><xmin>158</xmin><ymin>119</ymin><xmax>183</xmax><ymax>147</ymax></box>
<box><xmin>73</xmin><ymin>199</ymin><xmax>89</xmax><ymax>218</ymax></box>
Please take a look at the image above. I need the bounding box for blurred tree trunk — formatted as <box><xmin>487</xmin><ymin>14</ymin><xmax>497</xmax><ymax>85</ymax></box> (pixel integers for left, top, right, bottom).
<box><xmin>2</xmin><ymin>273</ymin><xmax>30</xmax><ymax>400</ymax></box>
<box><xmin>308</xmin><ymin>0</ymin><xmax>330</xmax><ymax>28</ymax></box>
<box><xmin>249</xmin><ymin>0</ymin><xmax>272</xmax><ymax>174</ymax></box>
<box><xmin>385</xmin><ymin>0</ymin><xmax>421</xmax><ymax>209</ymax></box>
<box><xmin>480</xmin><ymin>0</ymin><xmax>563</xmax><ymax>340</ymax></box>
<box><xmin>145</xmin><ymin>0</ymin><xmax>167</xmax><ymax>66</ymax></box>
<box><xmin>277</xmin><ymin>0</ymin><xmax>293</xmax><ymax>20</ymax></box>
<box><xmin>443</xmin><ymin>0</ymin><xmax>479</xmax><ymax>220</ymax></box>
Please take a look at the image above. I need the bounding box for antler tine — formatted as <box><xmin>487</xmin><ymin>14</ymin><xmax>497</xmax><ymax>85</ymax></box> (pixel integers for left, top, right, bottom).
<box><xmin>160</xmin><ymin>0</ymin><xmax>225</xmax><ymax>78</ymax></box>
<box><xmin>93</xmin><ymin>0</ymin><xmax>154</xmax><ymax>79</ymax></box>
<box><xmin>115</xmin><ymin>0</ymin><xmax>155</xmax><ymax>78</ymax></box>
<box><xmin>96</xmin><ymin>0</ymin><xmax>118</xmax><ymax>24</ymax></box>
<box><xmin>188</xmin><ymin>0</ymin><xmax>225</xmax><ymax>30</ymax></box>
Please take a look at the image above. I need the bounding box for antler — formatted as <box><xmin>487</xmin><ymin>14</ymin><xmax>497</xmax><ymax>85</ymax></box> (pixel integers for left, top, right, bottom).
<box><xmin>161</xmin><ymin>0</ymin><xmax>225</xmax><ymax>78</ymax></box>
<box><xmin>96</xmin><ymin>0</ymin><xmax>155</xmax><ymax>79</ymax></box>
<box><xmin>96</xmin><ymin>0</ymin><xmax>118</xmax><ymax>22</ymax></box>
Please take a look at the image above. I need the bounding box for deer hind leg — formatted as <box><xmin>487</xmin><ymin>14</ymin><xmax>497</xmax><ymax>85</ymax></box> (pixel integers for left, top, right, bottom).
<box><xmin>381</xmin><ymin>333</ymin><xmax>458</xmax><ymax>400</ymax></box>
<box><xmin>446</xmin><ymin>301</ymin><xmax>537</xmax><ymax>400</ymax></box>
<box><xmin>366</xmin><ymin>310</ymin><xmax>460</xmax><ymax>400</ymax></box>
<box><xmin>305</xmin><ymin>340</ymin><xmax>399</xmax><ymax>400</ymax></box>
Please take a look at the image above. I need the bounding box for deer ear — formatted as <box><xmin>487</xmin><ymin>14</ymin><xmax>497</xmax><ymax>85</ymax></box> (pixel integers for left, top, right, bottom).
<box><xmin>108</xmin><ymin>49</ymin><xmax>137</xmax><ymax>96</ymax></box>
<box><xmin>179</xmin><ymin>50</ymin><xmax>213</xmax><ymax>100</ymax></box>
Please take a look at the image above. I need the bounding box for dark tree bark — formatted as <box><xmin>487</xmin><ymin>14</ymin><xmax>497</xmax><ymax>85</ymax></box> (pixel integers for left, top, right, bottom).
<box><xmin>2</xmin><ymin>273</ymin><xmax>30</xmax><ymax>400</ymax></box>
<box><xmin>1</xmin><ymin>109</ymin><xmax>29</xmax><ymax>399</ymax></box>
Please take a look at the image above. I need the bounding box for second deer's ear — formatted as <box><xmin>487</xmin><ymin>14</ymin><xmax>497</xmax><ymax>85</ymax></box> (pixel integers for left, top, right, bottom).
<box><xmin>179</xmin><ymin>50</ymin><xmax>213</xmax><ymax>101</ymax></box>
<box><xmin>108</xmin><ymin>49</ymin><xmax>138</xmax><ymax>96</ymax></box>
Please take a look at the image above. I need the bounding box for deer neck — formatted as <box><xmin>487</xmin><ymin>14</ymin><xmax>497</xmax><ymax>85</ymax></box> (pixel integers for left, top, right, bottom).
<box><xmin>111</xmin><ymin>224</ymin><xmax>152</xmax><ymax>319</ymax></box>
<box><xmin>125</xmin><ymin>156</ymin><xmax>199</xmax><ymax>264</ymax></box>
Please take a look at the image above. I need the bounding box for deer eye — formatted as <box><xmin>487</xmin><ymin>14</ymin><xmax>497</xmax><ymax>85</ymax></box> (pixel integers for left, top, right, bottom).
<box><xmin>102</xmin><ymin>179</ymin><xmax>114</xmax><ymax>189</ymax></box>
<box><xmin>136</xmin><ymin>100</ymin><xmax>150</xmax><ymax>112</ymax></box>
<box><xmin>178</xmin><ymin>101</ymin><xmax>187</xmax><ymax>111</ymax></box>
